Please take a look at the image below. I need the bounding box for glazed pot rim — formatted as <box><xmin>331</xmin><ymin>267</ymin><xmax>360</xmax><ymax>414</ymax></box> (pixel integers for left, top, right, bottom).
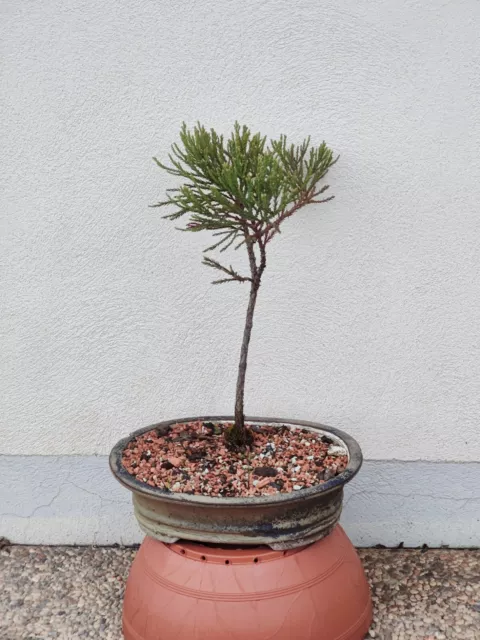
<box><xmin>109</xmin><ymin>416</ymin><xmax>363</xmax><ymax>507</ymax></box>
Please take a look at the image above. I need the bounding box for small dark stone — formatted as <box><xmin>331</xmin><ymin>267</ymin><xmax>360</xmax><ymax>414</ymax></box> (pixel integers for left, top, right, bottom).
<box><xmin>228</xmin><ymin>465</ymin><xmax>236</xmax><ymax>474</ymax></box>
<box><xmin>219</xmin><ymin>474</ymin><xmax>227</xmax><ymax>484</ymax></box>
<box><xmin>161</xmin><ymin>461</ymin><xmax>173</xmax><ymax>470</ymax></box>
<box><xmin>419</xmin><ymin>570</ymin><xmax>434</xmax><ymax>579</ymax></box>
<box><xmin>181</xmin><ymin>472</ymin><xmax>191</xmax><ymax>481</ymax></box>
<box><xmin>269</xmin><ymin>481</ymin><xmax>284</xmax><ymax>490</ymax></box>
<box><xmin>187</xmin><ymin>451</ymin><xmax>205</xmax><ymax>462</ymax></box>
<box><xmin>131</xmin><ymin>461</ymin><xmax>138</xmax><ymax>468</ymax></box>
<box><xmin>250</xmin><ymin>425</ymin><xmax>263</xmax><ymax>433</ymax></box>
<box><xmin>314</xmin><ymin>457</ymin><xmax>325</xmax><ymax>466</ymax></box>
<box><xmin>253</xmin><ymin>466</ymin><xmax>278</xmax><ymax>478</ymax></box>
<box><xmin>316</xmin><ymin>470</ymin><xmax>325</xmax><ymax>481</ymax></box>
<box><xmin>296</xmin><ymin>455</ymin><xmax>303</xmax><ymax>460</ymax></box>
<box><xmin>140</xmin><ymin>451</ymin><xmax>151</xmax><ymax>462</ymax></box>
<box><xmin>321</xmin><ymin>435</ymin><xmax>333</xmax><ymax>445</ymax></box>
<box><xmin>203</xmin><ymin>421</ymin><xmax>216</xmax><ymax>433</ymax></box>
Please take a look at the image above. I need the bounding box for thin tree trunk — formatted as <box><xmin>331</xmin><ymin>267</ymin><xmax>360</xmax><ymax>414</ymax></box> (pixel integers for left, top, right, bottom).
<box><xmin>228</xmin><ymin>278</ymin><xmax>261</xmax><ymax>446</ymax></box>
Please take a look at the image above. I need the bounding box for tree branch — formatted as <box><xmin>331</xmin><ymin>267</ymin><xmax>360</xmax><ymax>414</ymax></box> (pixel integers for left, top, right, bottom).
<box><xmin>257</xmin><ymin>236</ymin><xmax>266</xmax><ymax>276</ymax></box>
<box><xmin>212</xmin><ymin>277</ymin><xmax>249</xmax><ymax>285</ymax></box>
<box><xmin>311</xmin><ymin>195</ymin><xmax>335</xmax><ymax>204</ymax></box>
<box><xmin>263</xmin><ymin>188</ymin><xmax>334</xmax><ymax>244</ymax></box>
<box><xmin>202</xmin><ymin>256</ymin><xmax>252</xmax><ymax>284</ymax></box>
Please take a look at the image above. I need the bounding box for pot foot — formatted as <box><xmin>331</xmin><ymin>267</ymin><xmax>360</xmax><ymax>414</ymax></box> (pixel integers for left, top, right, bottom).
<box><xmin>123</xmin><ymin>525</ymin><xmax>372</xmax><ymax>640</ymax></box>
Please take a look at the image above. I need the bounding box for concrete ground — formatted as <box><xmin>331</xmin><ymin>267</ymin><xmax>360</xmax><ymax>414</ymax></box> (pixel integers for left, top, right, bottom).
<box><xmin>0</xmin><ymin>543</ymin><xmax>478</xmax><ymax>640</ymax></box>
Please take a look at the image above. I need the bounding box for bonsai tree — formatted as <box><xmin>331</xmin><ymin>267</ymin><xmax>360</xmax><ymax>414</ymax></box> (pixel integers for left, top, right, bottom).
<box><xmin>153</xmin><ymin>123</ymin><xmax>337</xmax><ymax>448</ymax></box>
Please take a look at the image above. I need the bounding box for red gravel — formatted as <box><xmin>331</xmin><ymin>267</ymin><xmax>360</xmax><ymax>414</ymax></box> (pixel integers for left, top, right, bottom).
<box><xmin>121</xmin><ymin>421</ymin><xmax>348</xmax><ymax>498</ymax></box>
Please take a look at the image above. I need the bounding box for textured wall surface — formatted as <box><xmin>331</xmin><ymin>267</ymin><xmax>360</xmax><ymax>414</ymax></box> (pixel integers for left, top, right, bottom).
<box><xmin>2</xmin><ymin>0</ymin><xmax>480</xmax><ymax>470</ymax></box>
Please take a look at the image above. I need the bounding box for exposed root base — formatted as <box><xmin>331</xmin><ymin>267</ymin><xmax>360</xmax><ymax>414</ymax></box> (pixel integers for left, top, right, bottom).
<box><xmin>224</xmin><ymin>424</ymin><xmax>254</xmax><ymax>451</ymax></box>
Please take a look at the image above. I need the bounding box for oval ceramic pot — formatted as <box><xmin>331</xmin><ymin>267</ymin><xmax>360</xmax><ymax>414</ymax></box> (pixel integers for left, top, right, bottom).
<box><xmin>110</xmin><ymin>416</ymin><xmax>363</xmax><ymax>550</ymax></box>
<box><xmin>123</xmin><ymin>526</ymin><xmax>372</xmax><ymax>640</ymax></box>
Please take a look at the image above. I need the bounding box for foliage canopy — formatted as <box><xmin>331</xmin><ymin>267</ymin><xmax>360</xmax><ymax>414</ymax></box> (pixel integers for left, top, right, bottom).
<box><xmin>153</xmin><ymin>122</ymin><xmax>337</xmax><ymax>284</ymax></box>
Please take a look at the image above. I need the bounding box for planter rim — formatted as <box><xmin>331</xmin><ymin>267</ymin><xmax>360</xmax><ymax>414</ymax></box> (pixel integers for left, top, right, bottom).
<box><xmin>109</xmin><ymin>416</ymin><xmax>363</xmax><ymax>507</ymax></box>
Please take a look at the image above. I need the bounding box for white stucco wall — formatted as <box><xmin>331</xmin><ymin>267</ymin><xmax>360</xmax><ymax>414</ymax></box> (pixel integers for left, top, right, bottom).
<box><xmin>2</xmin><ymin>0</ymin><xmax>480</xmax><ymax>467</ymax></box>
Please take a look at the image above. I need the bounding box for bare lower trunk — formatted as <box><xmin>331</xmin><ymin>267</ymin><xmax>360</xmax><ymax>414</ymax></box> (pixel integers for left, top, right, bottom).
<box><xmin>227</xmin><ymin>278</ymin><xmax>261</xmax><ymax>447</ymax></box>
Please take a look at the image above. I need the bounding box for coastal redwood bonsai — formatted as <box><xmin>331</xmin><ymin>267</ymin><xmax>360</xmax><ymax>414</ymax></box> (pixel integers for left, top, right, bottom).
<box><xmin>113</xmin><ymin>124</ymin><xmax>372</xmax><ymax>640</ymax></box>
<box><xmin>152</xmin><ymin>122</ymin><xmax>337</xmax><ymax>449</ymax></box>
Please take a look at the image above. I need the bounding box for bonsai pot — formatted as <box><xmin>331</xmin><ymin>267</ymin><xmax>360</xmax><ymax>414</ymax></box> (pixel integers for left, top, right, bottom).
<box><xmin>109</xmin><ymin>416</ymin><xmax>363</xmax><ymax>550</ymax></box>
<box><xmin>110</xmin><ymin>417</ymin><xmax>372</xmax><ymax>640</ymax></box>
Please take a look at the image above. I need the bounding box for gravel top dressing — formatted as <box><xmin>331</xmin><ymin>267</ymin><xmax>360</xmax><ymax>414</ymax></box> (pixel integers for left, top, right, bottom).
<box><xmin>121</xmin><ymin>420</ymin><xmax>348</xmax><ymax>497</ymax></box>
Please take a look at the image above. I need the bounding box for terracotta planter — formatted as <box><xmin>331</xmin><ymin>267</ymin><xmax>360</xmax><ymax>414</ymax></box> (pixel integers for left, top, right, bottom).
<box><xmin>110</xmin><ymin>416</ymin><xmax>363</xmax><ymax>550</ymax></box>
<box><xmin>122</xmin><ymin>526</ymin><xmax>372</xmax><ymax>640</ymax></box>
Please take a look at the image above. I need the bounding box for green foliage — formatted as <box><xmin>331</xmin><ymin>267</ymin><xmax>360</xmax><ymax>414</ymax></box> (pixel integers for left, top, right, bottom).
<box><xmin>152</xmin><ymin>122</ymin><xmax>337</xmax><ymax>283</ymax></box>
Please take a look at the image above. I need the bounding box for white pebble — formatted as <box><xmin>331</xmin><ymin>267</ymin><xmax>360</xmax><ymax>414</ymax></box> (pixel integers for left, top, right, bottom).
<box><xmin>293</xmin><ymin>484</ymin><xmax>303</xmax><ymax>491</ymax></box>
<box><xmin>327</xmin><ymin>444</ymin><xmax>348</xmax><ymax>457</ymax></box>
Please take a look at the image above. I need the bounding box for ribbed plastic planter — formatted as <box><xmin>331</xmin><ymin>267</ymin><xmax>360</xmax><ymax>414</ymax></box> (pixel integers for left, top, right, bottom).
<box><xmin>123</xmin><ymin>527</ymin><xmax>372</xmax><ymax>640</ymax></box>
